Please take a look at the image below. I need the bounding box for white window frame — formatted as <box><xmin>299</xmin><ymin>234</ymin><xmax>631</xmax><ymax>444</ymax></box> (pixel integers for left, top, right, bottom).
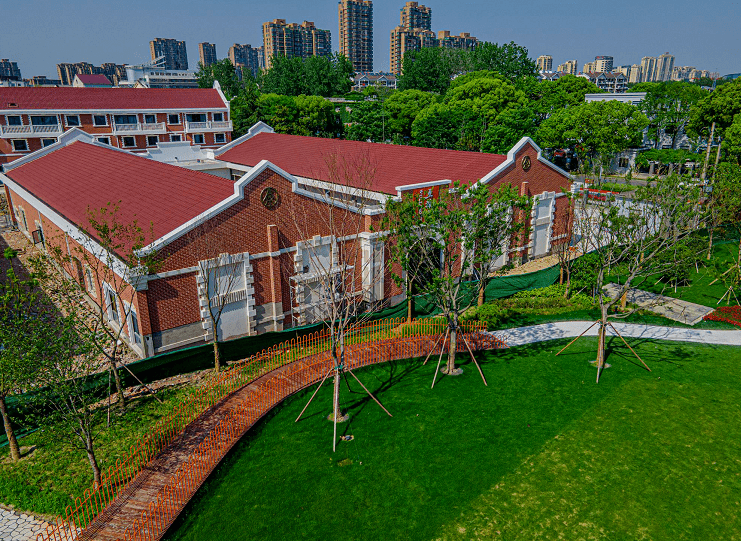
<box><xmin>5</xmin><ymin>114</ymin><xmax>23</xmax><ymax>126</ymax></box>
<box><xmin>65</xmin><ymin>114</ymin><xmax>80</xmax><ymax>127</ymax></box>
<box><xmin>84</xmin><ymin>266</ymin><xmax>97</xmax><ymax>298</ymax></box>
<box><xmin>96</xmin><ymin>136</ymin><xmax>110</xmax><ymax>145</ymax></box>
<box><xmin>213</xmin><ymin>112</ymin><xmax>224</xmax><ymax>122</ymax></box>
<box><xmin>192</xmin><ymin>133</ymin><xmax>204</xmax><ymax>145</ymax></box>
<box><xmin>146</xmin><ymin>135</ymin><xmax>159</xmax><ymax>147</ymax></box>
<box><xmin>121</xmin><ymin>135</ymin><xmax>137</xmax><ymax>148</ymax></box>
<box><xmin>41</xmin><ymin>138</ymin><xmax>56</xmax><ymax>147</ymax></box>
<box><xmin>18</xmin><ymin>206</ymin><xmax>29</xmax><ymax>231</ymax></box>
<box><xmin>170</xmin><ymin>134</ymin><xmax>182</xmax><ymax>142</ymax></box>
<box><xmin>143</xmin><ymin>113</ymin><xmax>157</xmax><ymax>124</ymax></box>
<box><xmin>124</xmin><ymin>301</ymin><xmax>143</xmax><ymax>346</ymax></box>
<box><xmin>167</xmin><ymin>113</ymin><xmax>181</xmax><ymax>125</ymax></box>
<box><xmin>103</xmin><ymin>283</ymin><xmax>120</xmax><ymax>325</ymax></box>
<box><xmin>11</xmin><ymin>139</ymin><xmax>29</xmax><ymax>152</ymax></box>
<box><xmin>92</xmin><ymin>114</ymin><xmax>109</xmax><ymax>127</ymax></box>
<box><xmin>214</xmin><ymin>132</ymin><xmax>226</xmax><ymax>144</ymax></box>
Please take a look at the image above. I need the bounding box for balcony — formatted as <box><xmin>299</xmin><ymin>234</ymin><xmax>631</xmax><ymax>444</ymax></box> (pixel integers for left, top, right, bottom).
<box><xmin>112</xmin><ymin>122</ymin><xmax>166</xmax><ymax>135</ymax></box>
<box><xmin>0</xmin><ymin>124</ymin><xmax>63</xmax><ymax>138</ymax></box>
<box><xmin>185</xmin><ymin>120</ymin><xmax>233</xmax><ymax>133</ymax></box>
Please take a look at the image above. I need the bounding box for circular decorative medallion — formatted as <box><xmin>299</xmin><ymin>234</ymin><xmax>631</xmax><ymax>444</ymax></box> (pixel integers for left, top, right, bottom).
<box><xmin>260</xmin><ymin>187</ymin><xmax>280</xmax><ymax>210</ymax></box>
<box><xmin>521</xmin><ymin>155</ymin><xmax>532</xmax><ymax>172</ymax></box>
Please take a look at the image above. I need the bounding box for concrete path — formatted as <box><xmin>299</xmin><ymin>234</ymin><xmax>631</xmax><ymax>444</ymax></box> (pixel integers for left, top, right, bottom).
<box><xmin>604</xmin><ymin>284</ymin><xmax>714</xmax><ymax>326</ymax></box>
<box><xmin>0</xmin><ymin>508</ymin><xmax>48</xmax><ymax>541</ymax></box>
<box><xmin>490</xmin><ymin>320</ymin><xmax>741</xmax><ymax>347</ymax></box>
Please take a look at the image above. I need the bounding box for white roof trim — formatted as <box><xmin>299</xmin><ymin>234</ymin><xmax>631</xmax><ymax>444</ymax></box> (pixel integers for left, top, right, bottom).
<box><xmin>394</xmin><ymin>179</ymin><xmax>452</xmax><ymax>196</ymax></box>
<box><xmin>137</xmin><ymin>157</ymin><xmax>381</xmax><ymax>256</ymax></box>
<box><xmin>474</xmin><ymin>136</ymin><xmax>573</xmax><ymax>187</ymax></box>
<box><xmin>213</xmin><ymin>121</ymin><xmax>274</xmax><ymax>156</ymax></box>
<box><xmin>2</xmin><ymin>128</ymin><xmax>134</xmax><ymax>172</ymax></box>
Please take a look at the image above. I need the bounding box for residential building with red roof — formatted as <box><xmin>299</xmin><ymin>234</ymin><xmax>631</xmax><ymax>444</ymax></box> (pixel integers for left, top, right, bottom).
<box><xmin>0</xmin><ymin>83</ymin><xmax>231</xmax><ymax>168</ymax></box>
<box><xmin>1</xmin><ymin>124</ymin><xmax>573</xmax><ymax>358</ymax></box>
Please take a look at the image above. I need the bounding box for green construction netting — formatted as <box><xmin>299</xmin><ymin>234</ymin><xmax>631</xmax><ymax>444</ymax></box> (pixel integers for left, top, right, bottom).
<box><xmin>1</xmin><ymin>263</ymin><xmax>560</xmax><ymax>447</ymax></box>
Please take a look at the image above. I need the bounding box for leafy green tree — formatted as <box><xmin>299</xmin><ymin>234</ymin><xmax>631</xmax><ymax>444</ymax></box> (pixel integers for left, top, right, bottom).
<box><xmin>632</xmin><ymin>81</ymin><xmax>706</xmax><ymax>149</ymax></box>
<box><xmin>705</xmin><ymin>162</ymin><xmax>741</xmax><ymax>259</ymax></box>
<box><xmin>256</xmin><ymin>93</ymin><xmax>302</xmax><ymax>134</ymax></box>
<box><xmin>468</xmin><ymin>41</ymin><xmax>539</xmax><ymax>85</ymax></box>
<box><xmin>723</xmin><ymin>114</ymin><xmax>741</xmax><ymax>166</ymax></box>
<box><xmin>230</xmin><ymin>74</ymin><xmax>261</xmax><ymax>138</ymax></box>
<box><xmin>688</xmin><ymin>78</ymin><xmax>741</xmax><ymax>138</ymax></box>
<box><xmin>532</xmin><ymin>75</ymin><xmax>603</xmax><ymax>122</ymax></box>
<box><xmin>294</xmin><ymin>95</ymin><xmax>342</xmax><ymax>137</ymax></box>
<box><xmin>0</xmin><ymin>264</ymin><xmax>45</xmax><ymax>462</ymax></box>
<box><xmin>384</xmin><ymin>89</ymin><xmax>436</xmax><ymax>140</ymax></box>
<box><xmin>572</xmin><ymin>175</ymin><xmax>704</xmax><ymax>381</ymax></box>
<box><xmin>384</xmin><ymin>182</ymin><xmax>530</xmax><ymax>376</ymax></box>
<box><xmin>345</xmin><ymin>100</ymin><xmax>386</xmax><ymax>142</ymax></box>
<box><xmin>195</xmin><ymin>58</ymin><xmax>242</xmax><ymax>99</ymax></box>
<box><xmin>411</xmin><ymin>102</ymin><xmax>476</xmax><ymax>149</ymax></box>
<box><xmin>261</xmin><ymin>54</ymin><xmax>354</xmax><ymax>97</ymax></box>
<box><xmin>537</xmin><ymin>100</ymin><xmax>649</xmax><ymax>174</ymax></box>
<box><xmin>32</xmin><ymin>307</ymin><xmax>107</xmax><ymax>487</ymax></box>
<box><xmin>444</xmin><ymin>76</ymin><xmax>526</xmax><ymax>122</ymax></box>
<box><xmin>398</xmin><ymin>47</ymin><xmax>466</xmax><ymax>94</ymax></box>
<box><xmin>482</xmin><ymin>105</ymin><xmax>540</xmax><ymax>153</ymax></box>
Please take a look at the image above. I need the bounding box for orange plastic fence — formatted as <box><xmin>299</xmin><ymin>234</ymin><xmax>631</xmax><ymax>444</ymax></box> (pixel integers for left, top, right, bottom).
<box><xmin>36</xmin><ymin>318</ymin><xmax>499</xmax><ymax>541</ymax></box>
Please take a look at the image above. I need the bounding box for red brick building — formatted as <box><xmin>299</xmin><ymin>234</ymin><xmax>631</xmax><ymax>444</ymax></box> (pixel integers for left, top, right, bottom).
<box><xmin>1</xmin><ymin>126</ymin><xmax>572</xmax><ymax>358</ymax></box>
<box><xmin>0</xmin><ymin>84</ymin><xmax>231</xmax><ymax>169</ymax></box>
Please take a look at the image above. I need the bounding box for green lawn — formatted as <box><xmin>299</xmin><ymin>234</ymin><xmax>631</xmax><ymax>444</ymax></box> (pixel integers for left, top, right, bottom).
<box><xmin>0</xmin><ymin>385</ymin><xmax>195</xmax><ymax>517</ymax></box>
<box><xmin>164</xmin><ymin>339</ymin><xmax>741</xmax><ymax>541</ymax></box>
<box><xmin>629</xmin><ymin>241</ymin><xmax>740</xmax><ymax>308</ymax></box>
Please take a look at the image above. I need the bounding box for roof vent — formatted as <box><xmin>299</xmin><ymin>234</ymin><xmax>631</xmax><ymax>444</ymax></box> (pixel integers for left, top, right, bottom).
<box><xmin>8</xmin><ymin>103</ymin><xmax>18</xmax><ymax>108</ymax></box>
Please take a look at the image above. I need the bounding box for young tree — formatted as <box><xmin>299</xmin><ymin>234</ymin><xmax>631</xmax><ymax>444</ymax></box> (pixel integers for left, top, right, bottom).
<box><xmin>289</xmin><ymin>151</ymin><xmax>391</xmax><ymax>451</ymax></box>
<box><xmin>704</xmin><ymin>163</ymin><xmax>741</xmax><ymax>259</ymax></box>
<box><xmin>566</xmin><ymin>175</ymin><xmax>704</xmax><ymax>382</ymax></box>
<box><xmin>0</xmin><ymin>263</ymin><xmax>46</xmax><ymax>462</ymax></box>
<box><xmin>385</xmin><ymin>181</ymin><xmax>530</xmax><ymax>377</ymax></box>
<box><xmin>32</xmin><ymin>307</ymin><xmax>107</xmax><ymax>487</ymax></box>
<box><xmin>552</xmin><ymin>192</ymin><xmax>578</xmax><ymax>297</ymax></box>
<box><xmin>48</xmin><ymin>202</ymin><xmax>160</xmax><ymax>410</ymax></box>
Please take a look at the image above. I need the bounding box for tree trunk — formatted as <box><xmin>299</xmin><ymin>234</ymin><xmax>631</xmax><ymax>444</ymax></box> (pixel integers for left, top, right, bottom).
<box><xmin>559</xmin><ymin>265</ymin><xmax>564</xmax><ymax>285</ymax></box>
<box><xmin>446</xmin><ymin>322</ymin><xmax>457</xmax><ymax>374</ymax></box>
<box><xmin>109</xmin><ymin>359</ymin><xmax>126</xmax><ymax>411</ymax></box>
<box><xmin>707</xmin><ymin>227</ymin><xmax>714</xmax><ymax>260</ymax></box>
<box><xmin>478</xmin><ymin>279</ymin><xmax>486</xmax><ymax>307</ymax></box>
<box><xmin>85</xmin><ymin>444</ymin><xmax>102</xmax><ymax>488</ymax></box>
<box><xmin>213</xmin><ymin>339</ymin><xmax>221</xmax><ymax>371</ymax></box>
<box><xmin>596</xmin><ymin>307</ymin><xmax>608</xmax><ymax>383</ymax></box>
<box><xmin>0</xmin><ymin>396</ymin><xmax>21</xmax><ymax>462</ymax></box>
<box><xmin>406</xmin><ymin>290</ymin><xmax>414</xmax><ymax>323</ymax></box>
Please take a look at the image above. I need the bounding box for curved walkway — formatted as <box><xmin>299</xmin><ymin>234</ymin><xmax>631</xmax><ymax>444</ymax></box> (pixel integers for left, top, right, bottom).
<box><xmin>489</xmin><ymin>321</ymin><xmax>741</xmax><ymax>347</ymax></box>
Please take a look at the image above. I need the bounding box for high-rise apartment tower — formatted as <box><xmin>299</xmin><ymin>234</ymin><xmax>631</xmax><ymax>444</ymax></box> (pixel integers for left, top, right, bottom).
<box><xmin>654</xmin><ymin>52</ymin><xmax>675</xmax><ymax>82</ymax></box>
<box><xmin>557</xmin><ymin>60</ymin><xmax>578</xmax><ymax>75</ymax></box>
<box><xmin>262</xmin><ymin>19</ymin><xmax>331</xmax><ymax>69</ymax></box>
<box><xmin>150</xmin><ymin>38</ymin><xmax>188</xmax><ymax>70</ymax></box>
<box><xmin>640</xmin><ymin>56</ymin><xmax>656</xmax><ymax>82</ymax></box>
<box><xmin>339</xmin><ymin>0</ymin><xmax>373</xmax><ymax>73</ymax></box>
<box><xmin>537</xmin><ymin>55</ymin><xmax>553</xmax><ymax>72</ymax></box>
<box><xmin>199</xmin><ymin>42</ymin><xmax>218</xmax><ymax>68</ymax></box>
<box><xmin>594</xmin><ymin>55</ymin><xmax>613</xmax><ymax>73</ymax></box>
<box><xmin>229</xmin><ymin>44</ymin><xmax>262</xmax><ymax>76</ymax></box>
<box><xmin>390</xmin><ymin>2</ymin><xmax>433</xmax><ymax>74</ymax></box>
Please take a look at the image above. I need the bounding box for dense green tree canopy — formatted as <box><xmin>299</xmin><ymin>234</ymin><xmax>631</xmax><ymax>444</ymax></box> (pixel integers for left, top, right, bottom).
<box><xmin>195</xmin><ymin>58</ymin><xmax>244</xmax><ymax>99</ymax></box>
<box><xmin>724</xmin><ymin>114</ymin><xmax>741</xmax><ymax>166</ymax></box>
<box><xmin>411</xmin><ymin>102</ymin><xmax>475</xmax><ymax>149</ymax></box>
<box><xmin>444</xmin><ymin>76</ymin><xmax>526</xmax><ymax>122</ymax></box>
<box><xmin>468</xmin><ymin>41</ymin><xmax>539</xmax><ymax>85</ymax></box>
<box><xmin>688</xmin><ymin>78</ymin><xmax>741</xmax><ymax>138</ymax></box>
<box><xmin>631</xmin><ymin>81</ymin><xmax>706</xmax><ymax>148</ymax></box>
<box><xmin>537</xmin><ymin>100</ymin><xmax>649</xmax><ymax>169</ymax></box>
<box><xmin>384</xmin><ymin>89</ymin><xmax>436</xmax><ymax>140</ymax></box>
<box><xmin>261</xmin><ymin>54</ymin><xmax>354</xmax><ymax>97</ymax></box>
<box><xmin>255</xmin><ymin>93</ymin><xmax>341</xmax><ymax>137</ymax></box>
<box><xmin>532</xmin><ymin>75</ymin><xmax>603</xmax><ymax>121</ymax></box>
<box><xmin>482</xmin><ymin>106</ymin><xmax>540</xmax><ymax>154</ymax></box>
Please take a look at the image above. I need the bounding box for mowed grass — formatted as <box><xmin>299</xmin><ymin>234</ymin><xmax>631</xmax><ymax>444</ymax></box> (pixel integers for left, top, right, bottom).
<box><xmin>164</xmin><ymin>338</ymin><xmax>741</xmax><ymax>541</ymax></box>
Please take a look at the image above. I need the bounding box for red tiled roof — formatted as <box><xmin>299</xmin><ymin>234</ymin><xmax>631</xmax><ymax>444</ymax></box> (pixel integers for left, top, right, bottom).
<box><xmin>219</xmin><ymin>133</ymin><xmax>508</xmax><ymax>195</ymax></box>
<box><xmin>74</xmin><ymin>74</ymin><xmax>113</xmax><ymax>86</ymax></box>
<box><xmin>6</xmin><ymin>142</ymin><xmax>234</xmax><ymax>252</ymax></box>
<box><xmin>0</xmin><ymin>87</ymin><xmax>227</xmax><ymax>111</ymax></box>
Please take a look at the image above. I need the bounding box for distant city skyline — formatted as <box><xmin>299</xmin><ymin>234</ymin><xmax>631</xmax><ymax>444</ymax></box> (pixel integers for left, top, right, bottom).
<box><xmin>1</xmin><ymin>0</ymin><xmax>738</xmax><ymax>78</ymax></box>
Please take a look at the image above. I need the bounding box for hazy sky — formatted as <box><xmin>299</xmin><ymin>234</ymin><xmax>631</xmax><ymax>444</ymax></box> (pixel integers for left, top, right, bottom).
<box><xmin>2</xmin><ymin>0</ymin><xmax>739</xmax><ymax>78</ymax></box>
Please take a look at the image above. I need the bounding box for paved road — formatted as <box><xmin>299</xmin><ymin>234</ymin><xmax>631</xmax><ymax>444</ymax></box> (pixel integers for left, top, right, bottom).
<box><xmin>490</xmin><ymin>321</ymin><xmax>741</xmax><ymax>347</ymax></box>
